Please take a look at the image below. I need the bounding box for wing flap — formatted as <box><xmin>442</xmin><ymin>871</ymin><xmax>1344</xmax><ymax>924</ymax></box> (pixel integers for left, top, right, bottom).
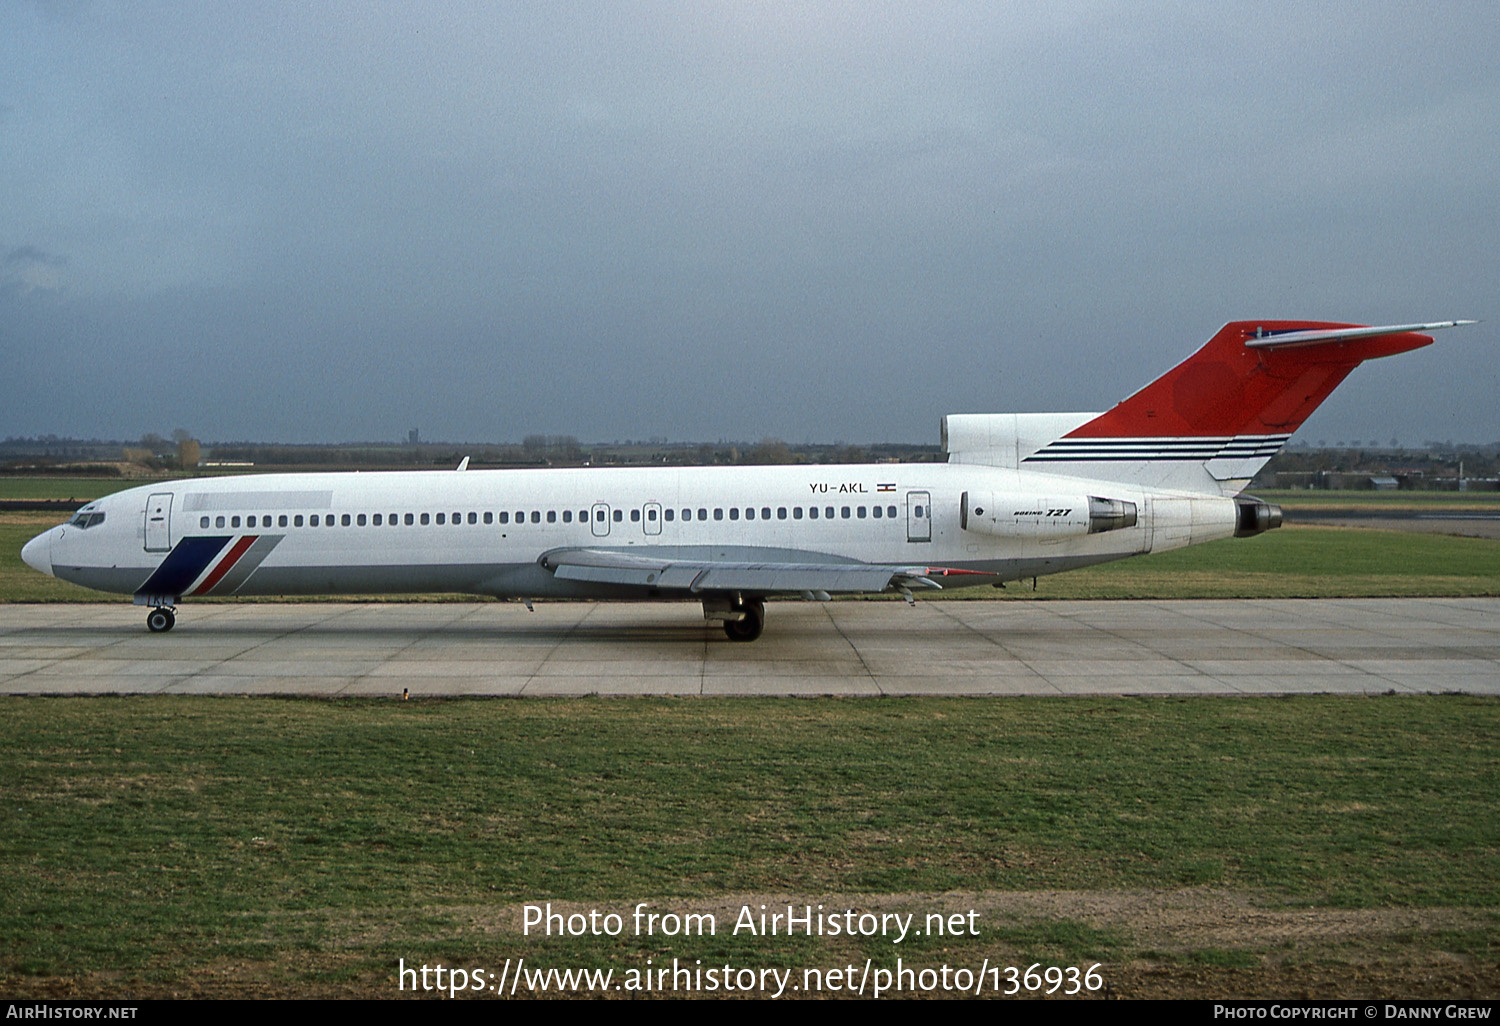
<box><xmin>541</xmin><ymin>547</ymin><xmax>947</xmax><ymax>594</ymax></box>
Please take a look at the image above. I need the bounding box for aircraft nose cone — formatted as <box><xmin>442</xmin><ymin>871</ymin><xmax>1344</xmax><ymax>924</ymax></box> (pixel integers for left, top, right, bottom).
<box><xmin>21</xmin><ymin>529</ymin><xmax>54</xmax><ymax>577</ymax></box>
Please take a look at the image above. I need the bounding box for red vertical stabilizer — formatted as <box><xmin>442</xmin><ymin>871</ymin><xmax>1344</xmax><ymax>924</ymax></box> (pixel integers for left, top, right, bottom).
<box><xmin>1069</xmin><ymin>320</ymin><xmax>1437</xmax><ymax>439</ymax></box>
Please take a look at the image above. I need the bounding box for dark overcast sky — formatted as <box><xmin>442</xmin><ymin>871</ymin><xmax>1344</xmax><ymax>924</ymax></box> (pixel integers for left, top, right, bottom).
<box><xmin>3</xmin><ymin>2</ymin><xmax>1496</xmax><ymax>446</ymax></box>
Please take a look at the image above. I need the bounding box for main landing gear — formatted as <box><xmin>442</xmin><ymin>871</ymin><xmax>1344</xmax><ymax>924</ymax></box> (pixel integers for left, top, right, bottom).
<box><xmin>722</xmin><ymin>598</ymin><xmax>765</xmax><ymax>643</ymax></box>
<box><xmin>146</xmin><ymin>607</ymin><xmax>177</xmax><ymax>633</ymax></box>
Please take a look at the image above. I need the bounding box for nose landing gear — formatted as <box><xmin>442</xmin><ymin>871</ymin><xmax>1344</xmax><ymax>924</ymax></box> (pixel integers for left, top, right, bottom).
<box><xmin>146</xmin><ymin>607</ymin><xmax>177</xmax><ymax>633</ymax></box>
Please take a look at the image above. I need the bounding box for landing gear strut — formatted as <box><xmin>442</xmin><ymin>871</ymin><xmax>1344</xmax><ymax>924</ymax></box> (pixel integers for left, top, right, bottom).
<box><xmin>146</xmin><ymin>607</ymin><xmax>176</xmax><ymax>633</ymax></box>
<box><xmin>723</xmin><ymin>598</ymin><xmax>765</xmax><ymax>642</ymax></box>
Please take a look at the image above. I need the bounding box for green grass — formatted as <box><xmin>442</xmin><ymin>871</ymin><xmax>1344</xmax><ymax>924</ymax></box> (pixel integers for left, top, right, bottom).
<box><xmin>1</xmin><ymin>695</ymin><xmax>1495</xmax><ymax>996</ymax></box>
<box><xmin>973</xmin><ymin>526</ymin><xmax>1500</xmax><ymax>600</ymax></box>
<box><xmin>1258</xmin><ymin>490</ymin><xmax>1500</xmax><ymax>510</ymax></box>
<box><xmin>0</xmin><ymin>477</ymin><xmax>136</xmax><ymax>502</ymax></box>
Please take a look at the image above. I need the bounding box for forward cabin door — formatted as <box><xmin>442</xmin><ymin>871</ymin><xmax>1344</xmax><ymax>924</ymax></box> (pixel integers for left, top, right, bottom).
<box><xmin>144</xmin><ymin>493</ymin><xmax>174</xmax><ymax>552</ymax></box>
<box><xmin>906</xmin><ymin>490</ymin><xmax>931</xmax><ymax>543</ymax></box>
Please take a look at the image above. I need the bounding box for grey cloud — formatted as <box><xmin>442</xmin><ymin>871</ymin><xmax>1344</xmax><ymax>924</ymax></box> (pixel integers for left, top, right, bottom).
<box><xmin>0</xmin><ymin>3</ymin><xmax>1494</xmax><ymax>445</ymax></box>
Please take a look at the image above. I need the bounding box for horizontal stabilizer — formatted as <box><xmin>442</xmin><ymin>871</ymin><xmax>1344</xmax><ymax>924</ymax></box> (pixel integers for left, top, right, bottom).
<box><xmin>1244</xmin><ymin>320</ymin><xmax>1475</xmax><ymax>350</ymax></box>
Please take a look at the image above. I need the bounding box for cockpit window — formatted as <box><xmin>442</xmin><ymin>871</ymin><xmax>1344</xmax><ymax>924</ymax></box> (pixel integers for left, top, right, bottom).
<box><xmin>68</xmin><ymin>512</ymin><xmax>106</xmax><ymax>529</ymax></box>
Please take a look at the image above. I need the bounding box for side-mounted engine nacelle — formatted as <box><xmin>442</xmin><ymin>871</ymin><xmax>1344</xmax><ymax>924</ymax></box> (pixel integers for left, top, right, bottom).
<box><xmin>961</xmin><ymin>492</ymin><xmax>1138</xmax><ymax>539</ymax></box>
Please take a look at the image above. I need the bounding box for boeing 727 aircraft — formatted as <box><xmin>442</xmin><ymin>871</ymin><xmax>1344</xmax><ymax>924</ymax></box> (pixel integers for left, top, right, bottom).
<box><xmin>21</xmin><ymin>319</ymin><xmax>1471</xmax><ymax>640</ymax></box>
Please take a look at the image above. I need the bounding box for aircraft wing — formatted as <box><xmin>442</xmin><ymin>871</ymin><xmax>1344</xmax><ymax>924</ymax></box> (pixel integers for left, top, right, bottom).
<box><xmin>538</xmin><ymin>547</ymin><xmax>986</xmax><ymax>594</ymax></box>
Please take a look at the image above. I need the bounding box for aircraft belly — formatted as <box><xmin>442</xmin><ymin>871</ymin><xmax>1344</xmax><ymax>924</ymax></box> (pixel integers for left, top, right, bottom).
<box><xmin>238</xmin><ymin>562</ymin><xmax>527</xmax><ymax>596</ymax></box>
<box><xmin>54</xmin><ymin>565</ymin><xmax>156</xmax><ymax>595</ymax></box>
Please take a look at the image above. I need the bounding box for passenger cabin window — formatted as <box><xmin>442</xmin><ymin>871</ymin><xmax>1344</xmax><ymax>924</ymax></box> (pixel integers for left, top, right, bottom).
<box><xmin>295</xmin><ymin>515</ymin><xmax>304</xmax><ymax>527</ymax></box>
<box><xmin>420</xmin><ymin>513</ymin><xmax>430</xmax><ymax>525</ymax></box>
<box><xmin>547</xmin><ymin>510</ymin><xmax>557</xmax><ymax>523</ymax></box>
<box><xmin>729</xmin><ymin>508</ymin><xmax>739</xmax><ymax>521</ymax></box>
<box><xmin>531</xmin><ymin>511</ymin><xmax>541</xmax><ymax>524</ymax></box>
<box><xmin>630</xmin><ymin>509</ymin><xmax>641</xmax><ymax>523</ymax></box>
<box><xmin>499</xmin><ymin>512</ymin><xmax>509</xmax><ymax>524</ymax></box>
<box><xmin>611</xmin><ymin>510</ymin><xmax>622</xmax><ymax>523</ymax></box>
<box><xmin>405</xmin><ymin>513</ymin><xmax>414</xmax><ymax>525</ymax></box>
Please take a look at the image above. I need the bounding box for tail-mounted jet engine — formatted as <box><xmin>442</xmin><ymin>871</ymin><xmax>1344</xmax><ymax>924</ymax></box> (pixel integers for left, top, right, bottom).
<box><xmin>1233</xmin><ymin>498</ymin><xmax>1283</xmax><ymax>537</ymax></box>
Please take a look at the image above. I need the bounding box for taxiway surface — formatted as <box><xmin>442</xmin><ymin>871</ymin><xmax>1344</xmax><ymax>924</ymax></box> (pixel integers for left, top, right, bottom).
<box><xmin>2</xmin><ymin>598</ymin><xmax>1497</xmax><ymax>696</ymax></box>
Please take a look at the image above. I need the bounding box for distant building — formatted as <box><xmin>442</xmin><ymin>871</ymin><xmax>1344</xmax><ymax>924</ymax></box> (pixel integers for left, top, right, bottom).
<box><xmin>407</xmin><ymin>429</ymin><xmax>419</xmax><ymax>445</ymax></box>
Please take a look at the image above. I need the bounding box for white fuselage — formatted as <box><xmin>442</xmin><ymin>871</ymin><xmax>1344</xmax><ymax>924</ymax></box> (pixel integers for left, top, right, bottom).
<box><xmin>22</xmin><ymin>461</ymin><xmax>1239</xmax><ymax>603</ymax></box>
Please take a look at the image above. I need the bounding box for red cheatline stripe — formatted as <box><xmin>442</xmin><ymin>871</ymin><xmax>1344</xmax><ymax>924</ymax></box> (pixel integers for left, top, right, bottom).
<box><xmin>189</xmin><ymin>535</ymin><xmax>258</xmax><ymax>596</ymax></box>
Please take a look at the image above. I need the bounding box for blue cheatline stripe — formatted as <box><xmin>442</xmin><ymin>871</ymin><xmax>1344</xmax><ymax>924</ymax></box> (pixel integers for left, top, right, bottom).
<box><xmin>135</xmin><ymin>536</ymin><xmax>232</xmax><ymax>598</ymax></box>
